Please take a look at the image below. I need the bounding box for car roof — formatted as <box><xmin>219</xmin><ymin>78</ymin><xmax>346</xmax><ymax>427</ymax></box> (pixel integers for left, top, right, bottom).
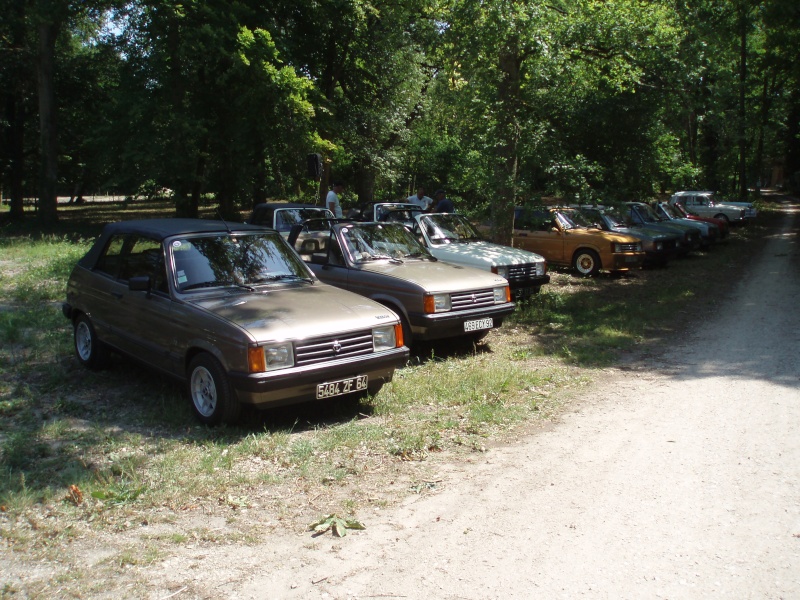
<box><xmin>79</xmin><ymin>219</ymin><xmax>274</xmax><ymax>269</ymax></box>
<box><xmin>100</xmin><ymin>218</ymin><xmax>267</xmax><ymax>240</ymax></box>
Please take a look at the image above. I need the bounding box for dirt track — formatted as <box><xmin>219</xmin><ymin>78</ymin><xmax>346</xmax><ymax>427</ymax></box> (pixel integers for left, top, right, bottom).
<box><xmin>130</xmin><ymin>203</ymin><xmax>799</xmax><ymax>599</ymax></box>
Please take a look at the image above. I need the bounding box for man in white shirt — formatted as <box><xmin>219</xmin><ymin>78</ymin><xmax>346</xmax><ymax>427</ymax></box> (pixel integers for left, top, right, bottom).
<box><xmin>326</xmin><ymin>181</ymin><xmax>344</xmax><ymax>218</ymax></box>
<box><xmin>407</xmin><ymin>187</ymin><xmax>433</xmax><ymax>211</ymax></box>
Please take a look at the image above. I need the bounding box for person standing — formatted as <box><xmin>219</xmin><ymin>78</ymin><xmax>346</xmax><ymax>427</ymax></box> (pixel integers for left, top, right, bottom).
<box><xmin>326</xmin><ymin>181</ymin><xmax>344</xmax><ymax>218</ymax></box>
<box><xmin>407</xmin><ymin>187</ymin><xmax>433</xmax><ymax>211</ymax></box>
<box><xmin>433</xmin><ymin>189</ymin><xmax>454</xmax><ymax>213</ymax></box>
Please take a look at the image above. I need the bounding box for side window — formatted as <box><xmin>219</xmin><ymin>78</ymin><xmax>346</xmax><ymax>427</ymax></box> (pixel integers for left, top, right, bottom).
<box><xmin>531</xmin><ymin>211</ymin><xmax>553</xmax><ymax>232</ymax></box>
<box><xmin>119</xmin><ymin>237</ymin><xmax>168</xmax><ymax>293</ymax></box>
<box><xmin>94</xmin><ymin>235</ymin><xmax>126</xmax><ymax>277</ymax></box>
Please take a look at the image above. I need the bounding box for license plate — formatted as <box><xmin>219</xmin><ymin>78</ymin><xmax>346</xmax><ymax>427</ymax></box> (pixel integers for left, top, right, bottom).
<box><xmin>625</xmin><ymin>255</ymin><xmax>639</xmax><ymax>262</ymax></box>
<box><xmin>464</xmin><ymin>317</ymin><xmax>493</xmax><ymax>332</ymax></box>
<box><xmin>316</xmin><ymin>375</ymin><xmax>368</xmax><ymax>399</ymax></box>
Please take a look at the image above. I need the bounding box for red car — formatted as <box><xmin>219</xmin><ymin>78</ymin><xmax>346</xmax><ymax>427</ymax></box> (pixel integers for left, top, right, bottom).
<box><xmin>670</xmin><ymin>201</ymin><xmax>730</xmax><ymax>238</ymax></box>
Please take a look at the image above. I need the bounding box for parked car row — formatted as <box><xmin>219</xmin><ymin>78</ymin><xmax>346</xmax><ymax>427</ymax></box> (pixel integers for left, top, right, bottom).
<box><xmin>63</xmin><ymin>192</ymin><xmax>753</xmax><ymax>425</ymax></box>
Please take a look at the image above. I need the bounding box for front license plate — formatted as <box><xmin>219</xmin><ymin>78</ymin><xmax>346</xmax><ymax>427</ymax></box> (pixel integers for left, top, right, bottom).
<box><xmin>316</xmin><ymin>375</ymin><xmax>368</xmax><ymax>400</ymax></box>
<box><xmin>464</xmin><ymin>317</ymin><xmax>493</xmax><ymax>332</ymax></box>
<box><xmin>625</xmin><ymin>255</ymin><xmax>639</xmax><ymax>262</ymax></box>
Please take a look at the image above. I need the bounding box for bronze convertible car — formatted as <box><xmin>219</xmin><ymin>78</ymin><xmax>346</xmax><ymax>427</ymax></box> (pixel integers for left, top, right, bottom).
<box><xmin>288</xmin><ymin>220</ymin><xmax>515</xmax><ymax>344</ymax></box>
<box><xmin>62</xmin><ymin>219</ymin><xmax>408</xmax><ymax>425</ymax></box>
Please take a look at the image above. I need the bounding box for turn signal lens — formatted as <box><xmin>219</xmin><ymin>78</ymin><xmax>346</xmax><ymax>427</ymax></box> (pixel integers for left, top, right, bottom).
<box><xmin>247</xmin><ymin>346</ymin><xmax>266</xmax><ymax>373</ymax></box>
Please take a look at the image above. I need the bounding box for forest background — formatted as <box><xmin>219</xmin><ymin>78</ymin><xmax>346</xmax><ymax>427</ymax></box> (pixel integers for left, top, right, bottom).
<box><xmin>2</xmin><ymin>0</ymin><xmax>799</xmax><ymax>242</ymax></box>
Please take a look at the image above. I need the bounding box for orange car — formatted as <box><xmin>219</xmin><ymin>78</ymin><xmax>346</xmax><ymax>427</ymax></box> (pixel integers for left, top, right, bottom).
<box><xmin>512</xmin><ymin>207</ymin><xmax>644</xmax><ymax>276</ymax></box>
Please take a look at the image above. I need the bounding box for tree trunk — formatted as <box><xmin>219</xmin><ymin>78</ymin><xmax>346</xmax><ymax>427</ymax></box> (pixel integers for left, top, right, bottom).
<box><xmin>490</xmin><ymin>47</ymin><xmax>523</xmax><ymax>247</ymax></box>
<box><xmin>37</xmin><ymin>21</ymin><xmax>60</xmax><ymax>224</ymax></box>
<box><xmin>5</xmin><ymin>0</ymin><xmax>26</xmax><ymax>220</ymax></box>
<box><xmin>737</xmin><ymin>5</ymin><xmax>748</xmax><ymax>201</ymax></box>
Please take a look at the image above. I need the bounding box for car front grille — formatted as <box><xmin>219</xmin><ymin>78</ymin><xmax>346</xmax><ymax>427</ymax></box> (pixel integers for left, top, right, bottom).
<box><xmin>505</xmin><ymin>263</ymin><xmax>545</xmax><ymax>283</ymax></box>
<box><xmin>617</xmin><ymin>243</ymin><xmax>640</xmax><ymax>252</ymax></box>
<box><xmin>450</xmin><ymin>289</ymin><xmax>496</xmax><ymax>311</ymax></box>
<box><xmin>295</xmin><ymin>331</ymin><xmax>374</xmax><ymax>366</ymax></box>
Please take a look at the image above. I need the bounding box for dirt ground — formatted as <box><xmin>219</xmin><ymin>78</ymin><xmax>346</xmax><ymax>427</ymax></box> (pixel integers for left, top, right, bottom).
<box><xmin>134</xmin><ymin>203</ymin><xmax>799</xmax><ymax>599</ymax></box>
<box><xmin>4</xmin><ymin>203</ymin><xmax>799</xmax><ymax>599</ymax></box>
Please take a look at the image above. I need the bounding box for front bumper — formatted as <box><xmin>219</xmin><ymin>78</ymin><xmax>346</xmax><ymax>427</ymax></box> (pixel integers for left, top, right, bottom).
<box><xmin>228</xmin><ymin>346</ymin><xmax>408</xmax><ymax>407</ymax></box>
<box><xmin>609</xmin><ymin>252</ymin><xmax>645</xmax><ymax>271</ymax></box>
<box><xmin>408</xmin><ymin>303</ymin><xmax>516</xmax><ymax>341</ymax></box>
<box><xmin>508</xmin><ymin>274</ymin><xmax>550</xmax><ymax>297</ymax></box>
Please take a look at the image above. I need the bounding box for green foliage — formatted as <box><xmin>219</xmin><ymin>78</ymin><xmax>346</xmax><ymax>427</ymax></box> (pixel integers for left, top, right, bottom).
<box><xmin>308</xmin><ymin>514</ymin><xmax>366</xmax><ymax>537</ymax></box>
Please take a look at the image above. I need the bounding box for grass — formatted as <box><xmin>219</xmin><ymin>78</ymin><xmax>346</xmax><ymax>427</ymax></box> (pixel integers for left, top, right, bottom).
<box><xmin>0</xmin><ymin>197</ymin><xmax>784</xmax><ymax>596</ymax></box>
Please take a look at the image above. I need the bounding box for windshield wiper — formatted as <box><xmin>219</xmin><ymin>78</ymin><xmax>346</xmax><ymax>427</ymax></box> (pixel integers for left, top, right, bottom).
<box><xmin>251</xmin><ymin>273</ymin><xmax>313</xmax><ymax>285</ymax></box>
<box><xmin>181</xmin><ymin>280</ymin><xmax>254</xmax><ymax>292</ymax></box>
<box><xmin>360</xmin><ymin>254</ymin><xmax>404</xmax><ymax>264</ymax></box>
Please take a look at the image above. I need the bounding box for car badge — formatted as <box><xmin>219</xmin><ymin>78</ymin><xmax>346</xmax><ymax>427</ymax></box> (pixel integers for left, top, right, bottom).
<box><xmin>471</xmin><ymin>294</ymin><xmax>477</xmax><ymax>304</ymax></box>
<box><xmin>332</xmin><ymin>341</ymin><xmax>342</xmax><ymax>354</ymax></box>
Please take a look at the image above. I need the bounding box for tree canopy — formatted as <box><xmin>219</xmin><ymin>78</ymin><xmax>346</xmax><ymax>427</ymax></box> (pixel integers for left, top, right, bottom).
<box><xmin>1</xmin><ymin>0</ymin><xmax>797</xmax><ymax>233</ymax></box>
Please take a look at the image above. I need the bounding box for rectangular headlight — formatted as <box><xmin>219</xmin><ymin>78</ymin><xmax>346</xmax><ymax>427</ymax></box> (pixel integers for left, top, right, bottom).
<box><xmin>494</xmin><ymin>286</ymin><xmax>510</xmax><ymax>303</ymax></box>
<box><xmin>492</xmin><ymin>265</ymin><xmax>509</xmax><ymax>278</ymax></box>
<box><xmin>373</xmin><ymin>325</ymin><xmax>398</xmax><ymax>352</ymax></box>
<box><xmin>424</xmin><ymin>293</ymin><xmax>451</xmax><ymax>313</ymax></box>
<box><xmin>264</xmin><ymin>343</ymin><xmax>294</xmax><ymax>371</ymax></box>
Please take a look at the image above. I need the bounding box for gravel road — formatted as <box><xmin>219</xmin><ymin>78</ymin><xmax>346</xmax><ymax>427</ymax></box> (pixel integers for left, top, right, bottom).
<box><xmin>154</xmin><ymin>205</ymin><xmax>800</xmax><ymax>599</ymax></box>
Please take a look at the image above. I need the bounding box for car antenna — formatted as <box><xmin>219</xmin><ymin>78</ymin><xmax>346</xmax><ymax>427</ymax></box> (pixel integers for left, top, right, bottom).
<box><xmin>215</xmin><ymin>209</ymin><xmax>235</xmax><ymax>236</ymax></box>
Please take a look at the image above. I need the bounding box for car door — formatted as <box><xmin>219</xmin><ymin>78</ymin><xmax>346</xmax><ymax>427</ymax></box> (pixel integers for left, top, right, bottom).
<box><xmin>513</xmin><ymin>210</ymin><xmax>566</xmax><ymax>265</ymax></box>
<box><xmin>113</xmin><ymin>236</ymin><xmax>180</xmax><ymax>373</ymax></box>
<box><xmin>304</xmin><ymin>230</ymin><xmax>351</xmax><ymax>290</ymax></box>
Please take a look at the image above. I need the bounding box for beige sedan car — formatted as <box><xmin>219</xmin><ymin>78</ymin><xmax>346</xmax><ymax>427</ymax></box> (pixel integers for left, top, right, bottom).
<box><xmin>63</xmin><ymin>219</ymin><xmax>408</xmax><ymax>425</ymax></box>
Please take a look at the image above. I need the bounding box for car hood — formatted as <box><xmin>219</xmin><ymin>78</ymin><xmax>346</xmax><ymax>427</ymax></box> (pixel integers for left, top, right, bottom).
<box><xmin>426</xmin><ymin>240</ymin><xmax>544</xmax><ymax>267</ymax></box>
<box><xmin>563</xmin><ymin>228</ymin><xmax>639</xmax><ymax>244</ymax></box>
<box><xmin>357</xmin><ymin>260</ymin><xmax>508</xmax><ymax>292</ymax></box>
<box><xmin>608</xmin><ymin>226</ymin><xmax>671</xmax><ymax>242</ymax></box>
<box><xmin>187</xmin><ymin>284</ymin><xmax>397</xmax><ymax>341</ymax></box>
<box><xmin>666</xmin><ymin>217</ymin><xmax>713</xmax><ymax>233</ymax></box>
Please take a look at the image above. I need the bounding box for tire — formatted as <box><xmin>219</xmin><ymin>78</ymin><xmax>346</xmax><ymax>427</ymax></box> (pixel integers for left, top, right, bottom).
<box><xmin>73</xmin><ymin>314</ymin><xmax>110</xmax><ymax>370</ymax></box>
<box><xmin>713</xmin><ymin>213</ymin><xmax>730</xmax><ymax>223</ymax></box>
<box><xmin>572</xmin><ymin>249</ymin><xmax>601</xmax><ymax>277</ymax></box>
<box><xmin>187</xmin><ymin>353</ymin><xmax>241</xmax><ymax>425</ymax></box>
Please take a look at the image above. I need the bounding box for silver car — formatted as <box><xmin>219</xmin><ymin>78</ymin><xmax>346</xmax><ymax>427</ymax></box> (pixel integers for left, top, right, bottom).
<box><xmin>62</xmin><ymin>219</ymin><xmax>408</xmax><ymax>425</ymax></box>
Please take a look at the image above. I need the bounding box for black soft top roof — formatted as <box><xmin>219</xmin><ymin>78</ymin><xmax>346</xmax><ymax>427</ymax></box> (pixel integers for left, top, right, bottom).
<box><xmin>79</xmin><ymin>219</ymin><xmax>274</xmax><ymax>268</ymax></box>
<box><xmin>101</xmin><ymin>218</ymin><xmax>269</xmax><ymax>240</ymax></box>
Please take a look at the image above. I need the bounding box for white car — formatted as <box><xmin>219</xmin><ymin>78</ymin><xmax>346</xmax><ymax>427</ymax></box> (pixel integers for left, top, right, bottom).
<box><xmin>668</xmin><ymin>191</ymin><xmax>755</xmax><ymax>223</ymax></box>
<box><xmin>412</xmin><ymin>212</ymin><xmax>550</xmax><ymax>299</ymax></box>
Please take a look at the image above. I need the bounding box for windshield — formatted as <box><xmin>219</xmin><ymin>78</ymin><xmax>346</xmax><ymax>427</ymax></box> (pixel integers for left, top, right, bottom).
<box><xmin>598</xmin><ymin>209</ymin><xmax>627</xmax><ymax>227</ymax></box>
<box><xmin>634</xmin><ymin>204</ymin><xmax>660</xmax><ymax>223</ymax></box>
<box><xmin>419</xmin><ymin>213</ymin><xmax>482</xmax><ymax>243</ymax></box>
<box><xmin>376</xmin><ymin>205</ymin><xmax>422</xmax><ymax>226</ymax></box>
<box><xmin>659</xmin><ymin>204</ymin><xmax>681</xmax><ymax>219</ymax></box>
<box><xmin>672</xmin><ymin>203</ymin><xmax>690</xmax><ymax>217</ymax></box>
<box><xmin>558</xmin><ymin>209</ymin><xmax>590</xmax><ymax>228</ymax></box>
<box><xmin>171</xmin><ymin>231</ymin><xmax>311</xmax><ymax>292</ymax></box>
<box><xmin>274</xmin><ymin>208</ymin><xmax>334</xmax><ymax>232</ymax></box>
<box><xmin>340</xmin><ymin>223</ymin><xmax>432</xmax><ymax>263</ymax></box>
